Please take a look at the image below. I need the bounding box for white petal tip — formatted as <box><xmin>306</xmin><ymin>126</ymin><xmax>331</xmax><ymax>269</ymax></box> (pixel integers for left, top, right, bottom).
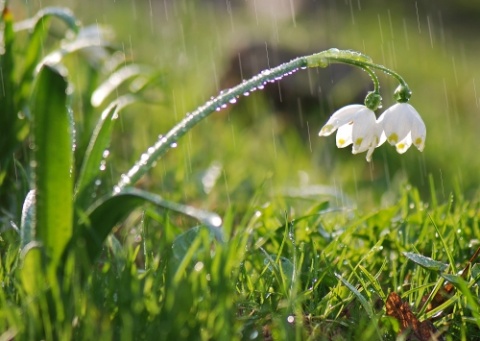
<box><xmin>319</xmin><ymin>125</ymin><xmax>335</xmax><ymax>136</ymax></box>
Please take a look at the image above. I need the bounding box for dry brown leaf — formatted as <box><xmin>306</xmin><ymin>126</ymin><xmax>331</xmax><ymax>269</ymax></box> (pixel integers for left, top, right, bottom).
<box><xmin>386</xmin><ymin>292</ymin><xmax>443</xmax><ymax>341</ymax></box>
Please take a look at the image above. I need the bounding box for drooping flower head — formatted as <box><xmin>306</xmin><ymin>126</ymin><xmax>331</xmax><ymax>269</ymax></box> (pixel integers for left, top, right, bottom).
<box><xmin>315</xmin><ymin>50</ymin><xmax>426</xmax><ymax>161</ymax></box>
<box><xmin>377</xmin><ymin>103</ymin><xmax>426</xmax><ymax>153</ymax></box>
<box><xmin>319</xmin><ymin>104</ymin><xmax>381</xmax><ymax>162</ymax></box>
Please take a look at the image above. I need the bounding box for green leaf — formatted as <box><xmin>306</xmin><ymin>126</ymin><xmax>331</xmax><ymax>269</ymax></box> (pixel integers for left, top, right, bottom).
<box><xmin>91</xmin><ymin>64</ymin><xmax>154</xmax><ymax>107</ymax></box>
<box><xmin>18</xmin><ymin>242</ymin><xmax>45</xmax><ymax>295</ymax></box>
<box><xmin>440</xmin><ymin>273</ymin><xmax>480</xmax><ymax>327</ymax></box>
<box><xmin>31</xmin><ymin>64</ymin><xmax>74</xmax><ymax>267</ymax></box>
<box><xmin>14</xmin><ymin>6</ymin><xmax>79</xmax><ymax>33</ymax></box>
<box><xmin>20</xmin><ymin>190</ymin><xmax>36</xmax><ymax>248</ymax></box>
<box><xmin>172</xmin><ymin>226</ymin><xmax>224</xmax><ymax>263</ymax></box>
<box><xmin>73</xmin><ymin>187</ymin><xmax>222</xmax><ymax>266</ymax></box>
<box><xmin>358</xmin><ymin>262</ymin><xmax>387</xmax><ymax>300</ymax></box>
<box><xmin>171</xmin><ymin>225</ymin><xmax>224</xmax><ymax>283</ymax></box>
<box><xmin>472</xmin><ymin>263</ymin><xmax>480</xmax><ymax>284</ymax></box>
<box><xmin>0</xmin><ymin>6</ymin><xmax>18</xmax><ymax>171</ymax></box>
<box><xmin>15</xmin><ymin>8</ymin><xmax>80</xmax><ymax>106</ymax></box>
<box><xmin>335</xmin><ymin>272</ymin><xmax>374</xmax><ymax>318</ymax></box>
<box><xmin>403</xmin><ymin>252</ymin><xmax>448</xmax><ymax>272</ymax></box>
<box><xmin>74</xmin><ymin>95</ymin><xmax>135</xmax><ymax>209</ymax></box>
<box><xmin>260</xmin><ymin>249</ymin><xmax>295</xmax><ymax>290</ymax></box>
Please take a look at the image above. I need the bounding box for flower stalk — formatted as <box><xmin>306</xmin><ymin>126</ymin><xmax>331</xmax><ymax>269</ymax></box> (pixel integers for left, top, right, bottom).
<box><xmin>116</xmin><ymin>48</ymin><xmax>417</xmax><ymax>190</ymax></box>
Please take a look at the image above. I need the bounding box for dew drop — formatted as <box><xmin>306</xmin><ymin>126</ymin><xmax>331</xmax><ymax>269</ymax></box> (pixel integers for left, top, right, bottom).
<box><xmin>170</xmin><ymin>142</ymin><xmax>178</xmax><ymax>148</ymax></box>
<box><xmin>99</xmin><ymin>161</ymin><xmax>107</xmax><ymax>171</ymax></box>
<box><xmin>194</xmin><ymin>262</ymin><xmax>204</xmax><ymax>272</ymax></box>
<box><xmin>208</xmin><ymin>216</ymin><xmax>222</xmax><ymax>228</ymax></box>
<box><xmin>229</xmin><ymin>98</ymin><xmax>237</xmax><ymax>104</ymax></box>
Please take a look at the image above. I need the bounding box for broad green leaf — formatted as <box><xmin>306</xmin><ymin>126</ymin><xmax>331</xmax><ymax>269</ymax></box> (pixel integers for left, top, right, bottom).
<box><xmin>172</xmin><ymin>225</ymin><xmax>224</xmax><ymax>261</ymax></box>
<box><xmin>0</xmin><ymin>6</ymin><xmax>17</xmax><ymax>172</ymax></box>
<box><xmin>74</xmin><ymin>95</ymin><xmax>135</xmax><ymax>209</ymax></box>
<box><xmin>16</xmin><ymin>18</ymin><xmax>51</xmax><ymax>110</ymax></box>
<box><xmin>38</xmin><ymin>36</ymin><xmax>112</xmax><ymax>72</ymax></box>
<box><xmin>440</xmin><ymin>273</ymin><xmax>468</xmax><ymax>287</ymax></box>
<box><xmin>14</xmin><ymin>6</ymin><xmax>79</xmax><ymax>33</ymax></box>
<box><xmin>31</xmin><ymin>64</ymin><xmax>74</xmax><ymax>267</ymax></box>
<box><xmin>18</xmin><ymin>242</ymin><xmax>45</xmax><ymax>295</ymax></box>
<box><xmin>171</xmin><ymin>225</ymin><xmax>224</xmax><ymax>283</ymax></box>
<box><xmin>73</xmin><ymin>187</ymin><xmax>222</xmax><ymax>266</ymax></box>
<box><xmin>15</xmin><ymin>8</ymin><xmax>80</xmax><ymax>108</ymax></box>
<box><xmin>91</xmin><ymin>64</ymin><xmax>154</xmax><ymax>107</ymax></box>
<box><xmin>403</xmin><ymin>252</ymin><xmax>448</xmax><ymax>272</ymax></box>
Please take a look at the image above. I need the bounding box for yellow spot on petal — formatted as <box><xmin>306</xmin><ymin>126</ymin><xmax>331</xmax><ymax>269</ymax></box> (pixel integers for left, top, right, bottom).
<box><xmin>387</xmin><ymin>133</ymin><xmax>398</xmax><ymax>144</ymax></box>
<box><xmin>414</xmin><ymin>137</ymin><xmax>423</xmax><ymax>145</ymax></box>
<box><xmin>338</xmin><ymin>139</ymin><xmax>346</xmax><ymax>146</ymax></box>
<box><xmin>354</xmin><ymin>138</ymin><xmax>363</xmax><ymax>146</ymax></box>
<box><xmin>319</xmin><ymin>124</ymin><xmax>333</xmax><ymax>136</ymax></box>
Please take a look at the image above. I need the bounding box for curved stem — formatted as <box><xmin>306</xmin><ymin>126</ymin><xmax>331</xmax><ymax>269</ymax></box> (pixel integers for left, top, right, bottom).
<box><xmin>115</xmin><ymin>48</ymin><xmax>409</xmax><ymax>191</ymax></box>
<box><xmin>361</xmin><ymin>66</ymin><xmax>380</xmax><ymax>93</ymax></box>
<box><xmin>116</xmin><ymin>55</ymin><xmax>311</xmax><ymax>190</ymax></box>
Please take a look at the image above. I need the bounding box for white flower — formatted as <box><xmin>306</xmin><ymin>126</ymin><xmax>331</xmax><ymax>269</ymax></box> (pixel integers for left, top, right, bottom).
<box><xmin>319</xmin><ymin>104</ymin><xmax>381</xmax><ymax>161</ymax></box>
<box><xmin>377</xmin><ymin>103</ymin><xmax>426</xmax><ymax>154</ymax></box>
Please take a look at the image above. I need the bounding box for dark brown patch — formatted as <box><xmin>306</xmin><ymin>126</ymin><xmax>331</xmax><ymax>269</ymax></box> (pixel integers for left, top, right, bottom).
<box><xmin>386</xmin><ymin>292</ymin><xmax>442</xmax><ymax>341</ymax></box>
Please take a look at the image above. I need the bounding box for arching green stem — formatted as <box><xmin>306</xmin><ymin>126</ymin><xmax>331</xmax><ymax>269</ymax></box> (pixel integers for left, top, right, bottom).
<box><xmin>115</xmin><ymin>48</ymin><xmax>409</xmax><ymax>191</ymax></box>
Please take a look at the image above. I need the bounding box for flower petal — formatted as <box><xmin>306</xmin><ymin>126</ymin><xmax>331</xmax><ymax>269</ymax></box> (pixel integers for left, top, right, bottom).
<box><xmin>395</xmin><ymin>133</ymin><xmax>412</xmax><ymax>154</ymax></box>
<box><xmin>318</xmin><ymin>104</ymin><xmax>365</xmax><ymax>136</ymax></box>
<box><xmin>407</xmin><ymin>105</ymin><xmax>426</xmax><ymax>151</ymax></box>
<box><xmin>351</xmin><ymin>107</ymin><xmax>378</xmax><ymax>152</ymax></box>
<box><xmin>336</xmin><ymin>123</ymin><xmax>353</xmax><ymax>148</ymax></box>
<box><xmin>378</xmin><ymin>103</ymin><xmax>412</xmax><ymax>145</ymax></box>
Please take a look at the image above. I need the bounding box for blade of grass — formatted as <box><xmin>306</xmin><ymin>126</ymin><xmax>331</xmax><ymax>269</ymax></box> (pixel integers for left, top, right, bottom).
<box><xmin>429</xmin><ymin>213</ymin><xmax>457</xmax><ymax>273</ymax></box>
<box><xmin>440</xmin><ymin>274</ymin><xmax>480</xmax><ymax>326</ymax></box>
<box><xmin>357</xmin><ymin>262</ymin><xmax>387</xmax><ymax>300</ymax></box>
<box><xmin>31</xmin><ymin>63</ymin><xmax>74</xmax><ymax>268</ymax></box>
<box><xmin>334</xmin><ymin>273</ymin><xmax>374</xmax><ymax>319</ymax></box>
<box><xmin>74</xmin><ymin>95</ymin><xmax>135</xmax><ymax>209</ymax></box>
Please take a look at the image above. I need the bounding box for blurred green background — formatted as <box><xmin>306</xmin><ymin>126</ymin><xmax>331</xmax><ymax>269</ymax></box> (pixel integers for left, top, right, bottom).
<box><xmin>11</xmin><ymin>0</ymin><xmax>480</xmax><ymax>211</ymax></box>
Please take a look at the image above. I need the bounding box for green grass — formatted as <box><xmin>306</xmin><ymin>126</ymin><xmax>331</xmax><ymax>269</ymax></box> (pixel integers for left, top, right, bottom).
<box><xmin>1</xmin><ymin>2</ymin><xmax>480</xmax><ymax>340</ymax></box>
